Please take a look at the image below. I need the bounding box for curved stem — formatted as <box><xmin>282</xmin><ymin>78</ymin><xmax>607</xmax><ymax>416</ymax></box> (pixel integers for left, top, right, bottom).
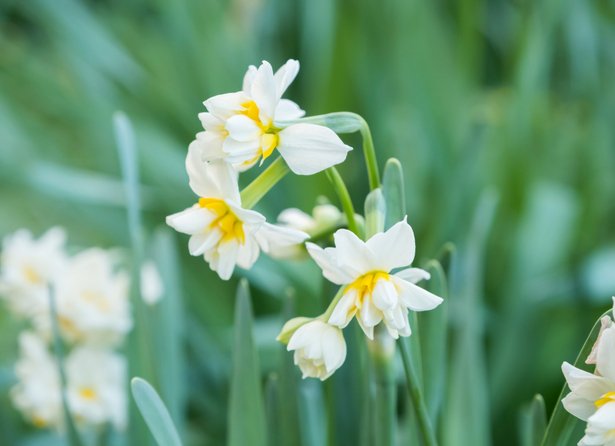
<box><xmin>399</xmin><ymin>340</ymin><xmax>438</xmax><ymax>446</ymax></box>
<box><xmin>326</xmin><ymin>167</ymin><xmax>359</xmax><ymax>235</ymax></box>
<box><xmin>240</xmin><ymin>157</ymin><xmax>290</xmax><ymax>209</ymax></box>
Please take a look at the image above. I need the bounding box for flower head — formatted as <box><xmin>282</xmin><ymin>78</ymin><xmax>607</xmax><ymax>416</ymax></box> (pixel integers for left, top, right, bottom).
<box><xmin>306</xmin><ymin>218</ymin><xmax>443</xmax><ymax>339</ymax></box>
<box><xmin>194</xmin><ymin>60</ymin><xmax>352</xmax><ymax>175</ymax></box>
<box><xmin>166</xmin><ymin>146</ymin><xmax>308</xmax><ymax>280</ymax></box>
<box><xmin>286</xmin><ymin>319</ymin><xmax>346</xmax><ymax>381</ymax></box>
<box><xmin>0</xmin><ymin>228</ymin><xmax>67</xmax><ymax>317</ymax></box>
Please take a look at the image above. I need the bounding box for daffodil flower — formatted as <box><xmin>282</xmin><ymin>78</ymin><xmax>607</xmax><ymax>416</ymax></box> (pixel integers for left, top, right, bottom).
<box><xmin>579</xmin><ymin>402</ymin><xmax>615</xmax><ymax>446</ymax></box>
<box><xmin>166</xmin><ymin>146</ymin><xmax>309</xmax><ymax>280</ymax></box>
<box><xmin>286</xmin><ymin>319</ymin><xmax>347</xmax><ymax>381</ymax></box>
<box><xmin>193</xmin><ymin>59</ymin><xmax>352</xmax><ymax>174</ymax></box>
<box><xmin>306</xmin><ymin>218</ymin><xmax>443</xmax><ymax>339</ymax></box>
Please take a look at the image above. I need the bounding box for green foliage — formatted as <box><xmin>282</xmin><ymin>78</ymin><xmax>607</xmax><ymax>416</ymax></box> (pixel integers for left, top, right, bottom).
<box><xmin>131</xmin><ymin>378</ymin><xmax>182</xmax><ymax>446</ymax></box>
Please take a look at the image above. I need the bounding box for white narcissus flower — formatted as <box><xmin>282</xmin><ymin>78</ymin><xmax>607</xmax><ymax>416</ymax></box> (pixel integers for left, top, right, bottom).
<box><xmin>287</xmin><ymin>319</ymin><xmax>346</xmax><ymax>381</ymax></box>
<box><xmin>11</xmin><ymin>332</ymin><xmax>62</xmax><ymax>429</ymax></box>
<box><xmin>306</xmin><ymin>218</ymin><xmax>443</xmax><ymax>339</ymax></box>
<box><xmin>0</xmin><ymin>228</ymin><xmax>67</xmax><ymax>317</ymax></box>
<box><xmin>33</xmin><ymin>248</ymin><xmax>132</xmax><ymax>347</ymax></box>
<box><xmin>579</xmin><ymin>402</ymin><xmax>615</xmax><ymax>446</ymax></box>
<box><xmin>166</xmin><ymin>146</ymin><xmax>309</xmax><ymax>280</ymax></box>
<box><xmin>269</xmin><ymin>203</ymin><xmax>342</xmax><ymax>260</ymax></box>
<box><xmin>65</xmin><ymin>347</ymin><xmax>127</xmax><ymax>431</ymax></box>
<box><xmin>193</xmin><ymin>59</ymin><xmax>352</xmax><ymax>175</ymax></box>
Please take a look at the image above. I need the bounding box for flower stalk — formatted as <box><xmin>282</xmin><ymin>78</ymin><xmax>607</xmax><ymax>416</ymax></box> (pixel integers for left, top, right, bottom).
<box><xmin>240</xmin><ymin>157</ymin><xmax>290</xmax><ymax>209</ymax></box>
<box><xmin>325</xmin><ymin>167</ymin><xmax>360</xmax><ymax>236</ymax></box>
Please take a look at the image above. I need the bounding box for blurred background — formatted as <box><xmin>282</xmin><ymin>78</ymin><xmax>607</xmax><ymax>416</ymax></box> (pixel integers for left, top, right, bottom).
<box><xmin>1</xmin><ymin>0</ymin><xmax>614</xmax><ymax>444</ymax></box>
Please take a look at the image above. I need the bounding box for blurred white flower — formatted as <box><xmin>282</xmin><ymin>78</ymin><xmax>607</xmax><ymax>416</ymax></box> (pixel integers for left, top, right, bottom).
<box><xmin>140</xmin><ymin>260</ymin><xmax>164</xmax><ymax>305</ymax></box>
<box><xmin>65</xmin><ymin>346</ymin><xmax>127</xmax><ymax>431</ymax></box>
<box><xmin>11</xmin><ymin>332</ymin><xmax>62</xmax><ymax>429</ymax></box>
<box><xmin>34</xmin><ymin>248</ymin><xmax>132</xmax><ymax>347</ymax></box>
<box><xmin>306</xmin><ymin>218</ymin><xmax>443</xmax><ymax>339</ymax></box>
<box><xmin>269</xmin><ymin>203</ymin><xmax>342</xmax><ymax>260</ymax></box>
<box><xmin>287</xmin><ymin>319</ymin><xmax>346</xmax><ymax>381</ymax></box>
<box><xmin>578</xmin><ymin>402</ymin><xmax>615</xmax><ymax>446</ymax></box>
<box><xmin>166</xmin><ymin>146</ymin><xmax>308</xmax><ymax>280</ymax></box>
<box><xmin>0</xmin><ymin>228</ymin><xmax>67</xmax><ymax>317</ymax></box>
<box><xmin>193</xmin><ymin>59</ymin><xmax>352</xmax><ymax>175</ymax></box>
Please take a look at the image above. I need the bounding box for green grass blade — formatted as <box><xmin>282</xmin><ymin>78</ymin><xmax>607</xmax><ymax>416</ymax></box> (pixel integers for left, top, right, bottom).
<box><xmin>228</xmin><ymin>279</ymin><xmax>267</xmax><ymax>446</ymax></box>
<box><xmin>131</xmin><ymin>377</ymin><xmax>182</xmax><ymax>446</ymax></box>
<box><xmin>382</xmin><ymin>158</ymin><xmax>406</xmax><ymax>228</ymax></box>
<box><xmin>520</xmin><ymin>394</ymin><xmax>547</xmax><ymax>446</ymax></box>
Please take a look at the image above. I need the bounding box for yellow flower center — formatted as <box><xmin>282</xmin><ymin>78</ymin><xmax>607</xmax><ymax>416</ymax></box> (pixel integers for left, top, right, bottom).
<box><xmin>240</xmin><ymin>100</ymin><xmax>279</xmax><ymax>162</ymax></box>
<box><xmin>32</xmin><ymin>415</ymin><xmax>47</xmax><ymax>428</ymax></box>
<box><xmin>199</xmin><ymin>198</ymin><xmax>246</xmax><ymax>244</ymax></box>
<box><xmin>595</xmin><ymin>391</ymin><xmax>615</xmax><ymax>408</ymax></box>
<box><xmin>347</xmin><ymin>271</ymin><xmax>390</xmax><ymax>308</ymax></box>
<box><xmin>79</xmin><ymin>387</ymin><xmax>97</xmax><ymax>400</ymax></box>
<box><xmin>23</xmin><ymin>265</ymin><xmax>43</xmax><ymax>284</ymax></box>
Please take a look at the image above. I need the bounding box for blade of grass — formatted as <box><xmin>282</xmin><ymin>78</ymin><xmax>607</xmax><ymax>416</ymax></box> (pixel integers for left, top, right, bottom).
<box><xmin>520</xmin><ymin>395</ymin><xmax>547</xmax><ymax>446</ymax></box>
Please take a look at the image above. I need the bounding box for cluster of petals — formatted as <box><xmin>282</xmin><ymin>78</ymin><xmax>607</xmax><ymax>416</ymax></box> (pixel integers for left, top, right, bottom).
<box><xmin>306</xmin><ymin>218</ymin><xmax>443</xmax><ymax>340</ymax></box>
<box><xmin>166</xmin><ymin>146</ymin><xmax>308</xmax><ymax>280</ymax></box>
<box><xmin>0</xmin><ymin>228</ymin><xmax>138</xmax><ymax>431</ymax></box>
<box><xmin>562</xmin><ymin>299</ymin><xmax>615</xmax><ymax>445</ymax></box>
<box><xmin>193</xmin><ymin>59</ymin><xmax>352</xmax><ymax>175</ymax></box>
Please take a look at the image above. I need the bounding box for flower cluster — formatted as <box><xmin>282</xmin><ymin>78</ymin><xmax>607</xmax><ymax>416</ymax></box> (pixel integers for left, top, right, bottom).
<box><xmin>562</xmin><ymin>298</ymin><xmax>615</xmax><ymax>445</ymax></box>
<box><xmin>166</xmin><ymin>60</ymin><xmax>352</xmax><ymax>280</ymax></box>
<box><xmin>0</xmin><ymin>228</ymin><xmax>136</xmax><ymax>431</ymax></box>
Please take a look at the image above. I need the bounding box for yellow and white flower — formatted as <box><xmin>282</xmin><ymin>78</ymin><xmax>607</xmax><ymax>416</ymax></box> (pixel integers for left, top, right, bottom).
<box><xmin>579</xmin><ymin>402</ymin><xmax>615</xmax><ymax>446</ymax></box>
<box><xmin>0</xmin><ymin>228</ymin><xmax>67</xmax><ymax>317</ymax></box>
<box><xmin>269</xmin><ymin>203</ymin><xmax>342</xmax><ymax>259</ymax></box>
<box><xmin>286</xmin><ymin>319</ymin><xmax>346</xmax><ymax>381</ymax></box>
<box><xmin>306</xmin><ymin>218</ymin><xmax>443</xmax><ymax>339</ymax></box>
<box><xmin>193</xmin><ymin>60</ymin><xmax>352</xmax><ymax>174</ymax></box>
<box><xmin>33</xmin><ymin>248</ymin><xmax>132</xmax><ymax>347</ymax></box>
<box><xmin>166</xmin><ymin>146</ymin><xmax>309</xmax><ymax>280</ymax></box>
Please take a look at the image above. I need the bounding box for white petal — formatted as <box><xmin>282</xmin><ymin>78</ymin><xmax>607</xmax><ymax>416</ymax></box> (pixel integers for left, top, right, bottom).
<box><xmin>226</xmin><ymin>202</ymin><xmax>266</xmax><ymax>226</ymax></box>
<box><xmin>328</xmin><ymin>289</ymin><xmax>357</xmax><ymax>328</ymax></box>
<box><xmin>251</xmin><ymin>61</ymin><xmax>277</xmax><ymax>123</ymax></box>
<box><xmin>212</xmin><ymin>241</ymin><xmax>239</xmax><ymax>280</ymax></box>
<box><xmin>255</xmin><ymin>223</ymin><xmax>308</xmax><ymax>254</ymax></box>
<box><xmin>166</xmin><ymin>206</ymin><xmax>213</xmax><ymax>235</ymax></box>
<box><xmin>322</xmin><ymin>327</ymin><xmax>346</xmax><ymax>372</ymax></box>
<box><xmin>274</xmin><ymin>99</ymin><xmax>305</xmax><ymax>121</ymax></box>
<box><xmin>242</xmin><ymin>65</ymin><xmax>258</xmax><ymax>95</ymax></box>
<box><xmin>198</xmin><ymin>112</ymin><xmax>225</xmax><ymax>132</ymax></box>
<box><xmin>394</xmin><ymin>277</ymin><xmax>443</xmax><ymax>311</ymax></box>
<box><xmin>190</xmin><ymin>132</ymin><xmax>226</xmax><ymax>162</ymax></box>
<box><xmin>562</xmin><ymin>392</ymin><xmax>600</xmax><ymax>422</ymax></box>
<box><xmin>306</xmin><ymin>243</ymin><xmax>353</xmax><ymax>285</ymax></box>
<box><xmin>597</xmin><ymin>326</ymin><xmax>615</xmax><ymax>381</ymax></box>
<box><xmin>356</xmin><ymin>316</ymin><xmax>374</xmax><ymax>340</ymax></box>
<box><xmin>203</xmin><ymin>92</ymin><xmax>246</xmax><ymax>119</ymax></box>
<box><xmin>225</xmin><ymin>114</ymin><xmax>262</xmax><ymax>142</ymax></box>
<box><xmin>395</xmin><ymin>267</ymin><xmax>431</xmax><ymax>284</ymax></box>
<box><xmin>372</xmin><ymin>279</ymin><xmax>398</xmax><ymax>311</ymax></box>
<box><xmin>236</xmin><ymin>236</ymin><xmax>261</xmax><ymax>269</ymax></box>
<box><xmin>359</xmin><ymin>296</ymin><xmax>383</xmax><ymax>327</ymax></box>
<box><xmin>365</xmin><ymin>218</ymin><xmax>416</xmax><ymax>270</ymax></box>
<box><xmin>277</xmin><ymin>208</ymin><xmax>315</xmax><ymax>231</ymax></box>
<box><xmin>188</xmin><ymin>230</ymin><xmax>222</xmax><ymax>256</ymax></box>
<box><xmin>277</xmin><ymin>124</ymin><xmax>352</xmax><ymax>175</ymax></box>
<box><xmin>222</xmin><ymin>137</ymin><xmax>261</xmax><ymax>165</ymax></box>
<box><xmin>333</xmin><ymin>229</ymin><xmax>377</xmax><ymax>276</ymax></box>
<box><xmin>186</xmin><ymin>146</ymin><xmax>240</xmax><ymax>202</ymax></box>
<box><xmin>274</xmin><ymin>59</ymin><xmax>299</xmax><ymax>99</ymax></box>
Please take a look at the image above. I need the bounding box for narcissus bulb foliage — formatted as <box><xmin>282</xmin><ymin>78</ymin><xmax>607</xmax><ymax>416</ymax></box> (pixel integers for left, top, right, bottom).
<box><xmin>562</xmin><ymin>300</ymin><xmax>615</xmax><ymax>445</ymax></box>
<box><xmin>307</xmin><ymin>218</ymin><xmax>443</xmax><ymax>339</ymax></box>
<box><xmin>0</xmin><ymin>228</ymin><xmax>67</xmax><ymax>318</ymax></box>
<box><xmin>193</xmin><ymin>59</ymin><xmax>352</xmax><ymax>174</ymax></box>
<box><xmin>280</xmin><ymin>318</ymin><xmax>347</xmax><ymax>381</ymax></box>
<box><xmin>166</xmin><ymin>145</ymin><xmax>308</xmax><ymax>280</ymax></box>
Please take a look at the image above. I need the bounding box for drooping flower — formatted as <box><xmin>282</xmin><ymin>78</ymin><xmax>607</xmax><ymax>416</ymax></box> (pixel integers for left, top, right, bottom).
<box><xmin>32</xmin><ymin>248</ymin><xmax>132</xmax><ymax>347</ymax></box>
<box><xmin>286</xmin><ymin>319</ymin><xmax>347</xmax><ymax>381</ymax></box>
<box><xmin>269</xmin><ymin>203</ymin><xmax>343</xmax><ymax>259</ymax></box>
<box><xmin>0</xmin><ymin>228</ymin><xmax>67</xmax><ymax>317</ymax></box>
<box><xmin>193</xmin><ymin>60</ymin><xmax>352</xmax><ymax>175</ymax></box>
<box><xmin>166</xmin><ymin>145</ymin><xmax>309</xmax><ymax>280</ymax></box>
<box><xmin>306</xmin><ymin>218</ymin><xmax>443</xmax><ymax>339</ymax></box>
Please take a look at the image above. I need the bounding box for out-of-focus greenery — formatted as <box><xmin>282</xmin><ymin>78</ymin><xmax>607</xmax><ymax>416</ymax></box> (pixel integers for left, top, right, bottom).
<box><xmin>1</xmin><ymin>0</ymin><xmax>614</xmax><ymax>445</ymax></box>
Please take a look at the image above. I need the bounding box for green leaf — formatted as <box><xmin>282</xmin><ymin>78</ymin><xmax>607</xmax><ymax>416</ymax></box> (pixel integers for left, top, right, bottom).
<box><xmin>520</xmin><ymin>394</ymin><xmax>547</xmax><ymax>446</ymax></box>
<box><xmin>381</xmin><ymin>158</ymin><xmax>406</xmax><ymax>228</ymax></box>
<box><xmin>228</xmin><ymin>279</ymin><xmax>267</xmax><ymax>446</ymax></box>
<box><xmin>131</xmin><ymin>377</ymin><xmax>182</xmax><ymax>446</ymax></box>
<box><xmin>363</xmin><ymin>188</ymin><xmax>386</xmax><ymax>238</ymax></box>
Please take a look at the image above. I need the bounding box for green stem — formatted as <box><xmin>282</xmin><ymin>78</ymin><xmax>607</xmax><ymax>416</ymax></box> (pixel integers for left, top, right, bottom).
<box><xmin>399</xmin><ymin>340</ymin><xmax>437</xmax><ymax>446</ymax></box>
<box><xmin>368</xmin><ymin>326</ymin><xmax>396</xmax><ymax>446</ymax></box>
<box><xmin>326</xmin><ymin>167</ymin><xmax>359</xmax><ymax>235</ymax></box>
<box><xmin>295</xmin><ymin>112</ymin><xmax>380</xmax><ymax>190</ymax></box>
<box><xmin>240</xmin><ymin>157</ymin><xmax>290</xmax><ymax>209</ymax></box>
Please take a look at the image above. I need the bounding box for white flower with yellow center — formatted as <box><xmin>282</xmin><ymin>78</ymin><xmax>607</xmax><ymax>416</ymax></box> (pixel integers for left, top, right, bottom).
<box><xmin>166</xmin><ymin>146</ymin><xmax>309</xmax><ymax>280</ymax></box>
<box><xmin>579</xmin><ymin>402</ymin><xmax>615</xmax><ymax>446</ymax></box>
<box><xmin>0</xmin><ymin>228</ymin><xmax>67</xmax><ymax>317</ymax></box>
<box><xmin>33</xmin><ymin>248</ymin><xmax>132</xmax><ymax>347</ymax></box>
<box><xmin>193</xmin><ymin>59</ymin><xmax>352</xmax><ymax>174</ymax></box>
<box><xmin>286</xmin><ymin>319</ymin><xmax>347</xmax><ymax>381</ymax></box>
<box><xmin>65</xmin><ymin>346</ymin><xmax>127</xmax><ymax>431</ymax></box>
<box><xmin>306</xmin><ymin>218</ymin><xmax>443</xmax><ymax>339</ymax></box>
<box><xmin>562</xmin><ymin>322</ymin><xmax>615</xmax><ymax>434</ymax></box>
